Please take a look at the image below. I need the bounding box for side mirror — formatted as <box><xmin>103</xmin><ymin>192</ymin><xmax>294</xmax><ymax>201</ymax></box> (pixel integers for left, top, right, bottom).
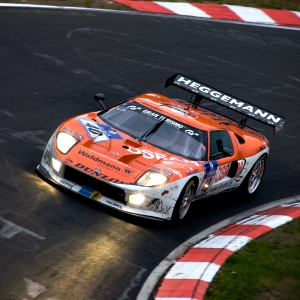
<box><xmin>94</xmin><ymin>93</ymin><xmax>106</xmax><ymax>110</ymax></box>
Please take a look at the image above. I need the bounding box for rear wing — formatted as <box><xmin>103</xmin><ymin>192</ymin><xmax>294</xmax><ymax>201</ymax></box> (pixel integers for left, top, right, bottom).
<box><xmin>165</xmin><ymin>73</ymin><xmax>285</xmax><ymax>133</ymax></box>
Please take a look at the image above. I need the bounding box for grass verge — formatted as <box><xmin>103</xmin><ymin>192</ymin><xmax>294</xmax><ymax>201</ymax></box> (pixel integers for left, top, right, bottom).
<box><xmin>204</xmin><ymin>217</ymin><xmax>300</xmax><ymax>300</ymax></box>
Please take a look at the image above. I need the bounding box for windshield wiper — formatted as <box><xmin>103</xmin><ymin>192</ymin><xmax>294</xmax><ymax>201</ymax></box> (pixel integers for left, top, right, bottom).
<box><xmin>138</xmin><ymin>118</ymin><xmax>165</xmax><ymax>141</ymax></box>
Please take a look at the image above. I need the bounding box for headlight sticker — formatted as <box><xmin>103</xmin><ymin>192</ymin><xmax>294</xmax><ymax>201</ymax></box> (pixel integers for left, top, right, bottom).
<box><xmin>62</xmin><ymin>127</ymin><xmax>83</xmax><ymax>139</ymax></box>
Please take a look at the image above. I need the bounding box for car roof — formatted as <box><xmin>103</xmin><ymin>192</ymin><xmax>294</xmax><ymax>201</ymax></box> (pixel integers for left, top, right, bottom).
<box><xmin>134</xmin><ymin>93</ymin><xmax>235</xmax><ymax>132</ymax></box>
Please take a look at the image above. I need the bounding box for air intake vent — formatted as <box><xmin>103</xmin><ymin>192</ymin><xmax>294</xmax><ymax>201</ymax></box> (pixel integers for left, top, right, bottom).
<box><xmin>64</xmin><ymin>166</ymin><xmax>126</xmax><ymax>204</ymax></box>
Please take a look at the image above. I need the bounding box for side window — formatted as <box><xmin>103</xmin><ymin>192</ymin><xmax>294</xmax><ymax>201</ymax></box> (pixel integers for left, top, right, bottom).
<box><xmin>210</xmin><ymin>130</ymin><xmax>234</xmax><ymax>159</ymax></box>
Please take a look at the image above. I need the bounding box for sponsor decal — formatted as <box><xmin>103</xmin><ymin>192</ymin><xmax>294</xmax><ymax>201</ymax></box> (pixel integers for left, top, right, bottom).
<box><xmin>174</xmin><ymin>74</ymin><xmax>284</xmax><ymax>126</ymax></box>
<box><xmin>65</xmin><ymin>157</ymin><xmax>73</xmax><ymax>164</ymax></box>
<box><xmin>185</xmin><ymin>129</ymin><xmax>199</xmax><ymax>136</ymax></box>
<box><xmin>209</xmin><ymin>181</ymin><xmax>231</xmax><ymax>193</ymax></box>
<box><xmin>126</xmin><ymin>146</ymin><xmax>200</xmax><ymax>167</ymax></box>
<box><xmin>196</xmin><ymin>161</ymin><xmax>218</xmax><ymax>196</ymax></box>
<box><xmin>60</xmin><ymin>179</ymin><xmax>74</xmax><ymax>189</ymax></box>
<box><xmin>74</xmin><ymin>163</ymin><xmax>126</xmax><ymax>184</ymax></box>
<box><xmin>121</xmin><ymin>167</ymin><xmax>135</xmax><ymax>175</ymax></box>
<box><xmin>160</xmin><ymin>166</ymin><xmax>183</xmax><ymax>178</ymax></box>
<box><xmin>127</xmin><ymin>105</ymin><xmax>141</xmax><ymax>111</ymax></box>
<box><xmin>106</xmin><ymin>200</ymin><xmax>122</xmax><ymax>209</ymax></box>
<box><xmin>214</xmin><ymin>163</ymin><xmax>231</xmax><ymax>183</ymax></box>
<box><xmin>121</xmin><ymin>102</ymin><xmax>207</xmax><ymax>142</ymax></box>
<box><xmin>126</xmin><ymin>146</ymin><xmax>167</xmax><ymax>160</ymax></box>
<box><xmin>78</xmin><ymin>150</ymin><xmax>121</xmax><ymax>172</ymax></box>
<box><xmin>202</xmin><ymin>161</ymin><xmax>218</xmax><ymax>179</ymax></box>
<box><xmin>79</xmin><ymin>186</ymin><xmax>102</xmax><ymax>200</ymax></box>
<box><xmin>164</xmin><ymin>118</ymin><xmax>183</xmax><ymax>129</ymax></box>
<box><xmin>43</xmin><ymin>149</ymin><xmax>51</xmax><ymax>166</ymax></box>
<box><xmin>90</xmin><ymin>191</ymin><xmax>102</xmax><ymax>200</ymax></box>
<box><xmin>151</xmin><ymin>166</ymin><xmax>172</xmax><ymax>177</ymax></box>
<box><xmin>170</xmin><ymin>185</ymin><xmax>178</xmax><ymax>190</ymax></box>
<box><xmin>146</xmin><ymin>199</ymin><xmax>171</xmax><ymax>214</ymax></box>
<box><xmin>62</xmin><ymin>127</ymin><xmax>83</xmax><ymax>139</ymax></box>
<box><xmin>77</xmin><ymin>118</ymin><xmax>123</xmax><ymax>143</ymax></box>
<box><xmin>79</xmin><ymin>186</ymin><xmax>94</xmax><ymax>197</ymax></box>
<box><xmin>141</xmin><ymin>109</ymin><xmax>162</xmax><ymax>119</ymax></box>
<box><xmin>186</xmin><ymin>169</ymin><xmax>199</xmax><ymax>176</ymax></box>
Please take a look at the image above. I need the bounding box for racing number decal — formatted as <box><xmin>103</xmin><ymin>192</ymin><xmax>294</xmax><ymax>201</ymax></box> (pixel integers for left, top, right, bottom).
<box><xmin>214</xmin><ymin>163</ymin><xmax>231</xmax><ymax>183</ymax></box>
<box><xmin>77</xmin><ymin>118</ymin><xmax>123</xmax><ymax>143</ymax></box>
<box><xmin>86</xmin><ymin>122</ymin><xmax>102</xmax><ymax>135</ymax></box>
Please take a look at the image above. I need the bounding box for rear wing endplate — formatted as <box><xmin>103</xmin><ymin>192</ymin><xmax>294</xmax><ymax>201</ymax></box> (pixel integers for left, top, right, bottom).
<box><xmin>165</xmin><ymin>73</ymin><xmax>285</xmax><ymax>133</ymax></box>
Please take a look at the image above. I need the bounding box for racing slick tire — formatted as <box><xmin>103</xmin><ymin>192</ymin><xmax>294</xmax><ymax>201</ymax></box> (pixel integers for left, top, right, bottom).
<box><xmin>237</xmin><ymin>154</ymin><xmax>267</xmax><ymax>198</ymax></box>
<box><xmin>171</xmin><ymin>179</ymin><xmax>196</xmax><ymax>222</ymax></box>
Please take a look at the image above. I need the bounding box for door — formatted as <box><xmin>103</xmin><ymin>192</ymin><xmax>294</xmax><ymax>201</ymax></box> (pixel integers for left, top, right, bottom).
<box><xmin>195</xmin><ymin>130</ymin><xmax>236</xmax><ymax>198</ymax></box>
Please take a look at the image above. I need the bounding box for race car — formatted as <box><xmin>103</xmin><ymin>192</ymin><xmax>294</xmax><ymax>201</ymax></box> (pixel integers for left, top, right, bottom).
<box><xmin>37</xmin><ymin>73</ymin><xmax>285</xmax><ymax>222</ymax></box>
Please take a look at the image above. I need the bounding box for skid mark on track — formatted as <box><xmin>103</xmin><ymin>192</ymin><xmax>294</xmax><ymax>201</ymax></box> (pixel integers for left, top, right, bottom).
<box><xmin>250</xmin><ymin>83</ymin><xmax>300</xmax><ymax>100</ymax></box>
<box><xmin>70</xmin><ymin>68</ymin><xmax>102</xmax><ymax>82</ymax></box>
<box><xmin>0</xmin><ymin>158</ymin><xmax>46</xmax><ymax>250</ymax></box>
<box><xmin>287</xmin><ymin>75</ymin><xmax>300</xmax><ymax>82</ymax></box>
<box><xmin>67</xmin><ymin>28</ymin><xmax>181</xmax><ymax>72</ymax></box>
<box><xmin>117</xmin><ymin>266</ymin><xmax>147</xmax><ymax>300</ymax></box>
<box><xmin>0</xmin><ymin>109</ymin><xmax>15</xmax><ymax>117</ymax></box>
<box><xmin>0</xmin><ymin>128</ymin><xmax>47</xmax><ymax>150</ymax></box>
<box><xmin>187</xmin><ymin>25</ymin><xmax>300</xmax><ymax>47</ymax></box>
<box><xmin>66</xmin><ymin>27</ymin><xmax>299</xmax><ymax>99</ymax></box>
<box><xmin>36</xmin><ymin>237</ymin><xmax>148</xmax><ymax>299</ymax></box>
<box><xmin>33</xmin><ymin>49</ymin><xmax>102</xmax><ymax>83</ymax></box>
<box><xmin>33</xmin><ymin>53</ymin><xmax>65</xmax><ymax>66</ymax></box>
<box><xmin>0</xmin><ymin>216</ymin><xmax>45</xmax><ymax>240</ymax></box>
<box><xmin>36</xmin><ymin>237</ymin><xmax>89</xmax><ymax>281</ymax></box>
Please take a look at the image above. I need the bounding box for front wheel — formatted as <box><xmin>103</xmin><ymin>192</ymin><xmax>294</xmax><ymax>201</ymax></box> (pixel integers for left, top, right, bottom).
<box><xmin>171</xmin><ymin>179</ymin><xmax>196</xmax><ymax>222</ymax></box>
<box><xmin>238</xmin><ymin>155</ymin><xmax>266</xmax><ymax>197</ymax></box>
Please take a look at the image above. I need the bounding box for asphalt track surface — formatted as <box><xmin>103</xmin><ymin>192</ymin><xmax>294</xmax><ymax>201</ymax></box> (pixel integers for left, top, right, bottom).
<box><xmin>0</xmin><ymin>6</ymin><xmax>300</xmax><ymax>300</ymax></box>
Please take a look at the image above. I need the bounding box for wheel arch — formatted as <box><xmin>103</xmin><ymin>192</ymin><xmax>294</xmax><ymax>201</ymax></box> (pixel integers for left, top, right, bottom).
<box><xmin>191</xmin><ymin>175</ymin><xmax>199</xmax><ymax>196</ymax></box>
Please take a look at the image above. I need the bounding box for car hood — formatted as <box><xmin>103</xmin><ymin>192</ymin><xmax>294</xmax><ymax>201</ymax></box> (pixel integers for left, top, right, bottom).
<box><xmin>55</xmin><ymin>112</ymin><xmax>204</xmax><ymax>184</ymax></box>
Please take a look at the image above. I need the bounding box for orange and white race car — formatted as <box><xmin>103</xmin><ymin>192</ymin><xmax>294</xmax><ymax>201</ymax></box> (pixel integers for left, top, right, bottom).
<box><xmin>37</xmin><ymin>74</ymin><xmax>285</xmax><ymax>222</ymax></box>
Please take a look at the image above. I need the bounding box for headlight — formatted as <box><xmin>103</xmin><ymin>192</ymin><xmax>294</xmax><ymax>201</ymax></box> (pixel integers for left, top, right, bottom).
<box><xmin>56</xmin><ymin>132</ymin><xmax>79</xmax><ymax>154</ymax></box>
<box><xmin>128</xmin><ymin>194</ymin><xmax>145</xmax><ymax>205</ymax></box>
<box><xmin>136</xmin><ymin>171</ymin><xmax>169</xmax><ymax>187</ymax></box>
<box><xmin>52</xmin><ymin>157</ymin><xmax>62</xmax><ymax>172</ymax></box>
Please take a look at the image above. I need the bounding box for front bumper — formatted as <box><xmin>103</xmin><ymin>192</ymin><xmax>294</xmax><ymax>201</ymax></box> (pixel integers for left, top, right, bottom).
<box><xmin>37</xmin><ymin>140</ymin><xmax>182</xmax><ymax>220</ymax></box>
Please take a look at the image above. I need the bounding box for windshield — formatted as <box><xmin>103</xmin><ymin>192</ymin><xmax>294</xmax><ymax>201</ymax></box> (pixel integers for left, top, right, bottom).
<box><xmin>100</xmin><ymin>102</ymin><xmax>207</xmax><ymax>160</ymax></box>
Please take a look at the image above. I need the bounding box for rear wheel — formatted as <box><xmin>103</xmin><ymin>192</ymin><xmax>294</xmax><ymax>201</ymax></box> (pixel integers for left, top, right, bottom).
<box><xmin>238</xmin><ymin>155</ymin><xmax>266</xmax><ymax>197</ymax></box>
<box><xmin>171</xmin><ymin>179</ymin><xmax>196</xmax><ymax>222</ymax></box>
